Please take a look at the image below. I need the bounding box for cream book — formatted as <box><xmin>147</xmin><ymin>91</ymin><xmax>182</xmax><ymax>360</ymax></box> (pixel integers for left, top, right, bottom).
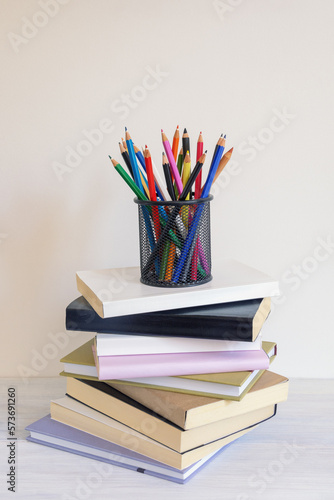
<box><xmin>76</xmin><ymin>259</ymin><xmax>279</xmax><ymax>318</ymax></box>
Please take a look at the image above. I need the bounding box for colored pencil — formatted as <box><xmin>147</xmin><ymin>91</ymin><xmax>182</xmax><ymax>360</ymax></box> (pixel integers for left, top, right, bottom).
<box><xmin>118</xmin><ymin>142</ymin><xmax>133</xmax><ymax>178</ymax></box>
<box><xmin>133</xmin><ymin>144</ymin><xmax>146</xmax><ymax>170</ymax></box>
<box><xmin>165</xmin><ymin>240</ymin><xmax>176</xmax><ymax>281</ymax></box>
<box><xmin>162</xmin><ymin>153</ymin><xmax>176</xmax><ymax>201</ymax></box>
<box><xmin>144</xmin><ymin>146</ymin><xmax>161</xmax><ymax>240</ymax></box>
<box><xmin>161</xmin><ymin>130</ymin><xmax>183</xmax><ymax>196</ymax></box>
<box><xmin>171</xmin><ymin>125</ymin><xmax>179</xmax><ymax>162</ymax></box>
<box><xmin>109</xmin><ymin>157</ymin><xmax>147</xmax><ymax>201</ymax></box>
<box><xmin>177</xmin><ymin>148</ymin><xmax>183</xmax><ymax>175</ymax></box>
<box><xmin>125</xmin><ymin>129</ymin><xmax>143</xmax><ymax>192</ymax></box>
<box><xmin>194</xmin><ymin>132</ymin><xmax>203</xmax><ymax>199</ymax></box>
<box><xmin>181</xmin><ymin>150</ymin><xmax>191</xmax><ymax>226</ymax></box>
<box><xmin>194</xmin><ymin>134</ymin><xmax>204</xmax><ymax>278</ymax></box>
<box><xmin>144</xmin><ymin>147</ymin><xmax>157</xmax><ymax>201</ymax></box>
<box><xmin>174</xmin><ymin>147</ymin><xmax>183</xmax><ymax>197</ymax></box>
<box><xmin>202</xmin><ymin>136</ymin><xmax>225</xmax><ymax>197</ymax></box>
<box><xmin>121</xmin><ymin>138</ymin><xmax>127</xmax><ymax>151</ymax></box>
<box><xmin>140</xmin><ymin>148</ymin><xmax>165</xmax><ymax>201</ymax></box>
<box><xmin>212</xmin><ymin>147</ymin><xmax>233</xmax><ymax>184</ymax></box>
<box><xmin>182</xmin><ymin>151</ymin><xmax>191</xmax><ymax>199</ymax></box>
<box><xmin>182</xmin><ymin>128</ymin><xmax>190</xmax><ymax>160</ymax></box>
<box><xmin>139</xmin><ymin>169</ymin><xmax>150</xmax><ymax>199</ymax></box>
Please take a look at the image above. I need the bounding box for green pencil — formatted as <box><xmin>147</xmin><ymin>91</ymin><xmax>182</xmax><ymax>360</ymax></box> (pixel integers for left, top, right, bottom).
<box><xmin>177</xmin><ymin>147</ymin><xmax>183</xmax><ymax>175</ymax></box>
<box><xmin>110</xmin><ymin>156</ymin><xmax>148</xmax><ymax>201</ymax></box>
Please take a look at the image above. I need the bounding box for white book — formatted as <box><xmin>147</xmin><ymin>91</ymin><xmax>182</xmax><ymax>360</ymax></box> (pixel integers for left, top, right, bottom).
<box><xmin>95</xmin><ymin>333</ymin><xmax>263</xmax><ymax>356</ymax></box>
<box><xmin>76</xmin><ymin>259</ymin><xmax>279</xmax><ymax>318</ymax></box>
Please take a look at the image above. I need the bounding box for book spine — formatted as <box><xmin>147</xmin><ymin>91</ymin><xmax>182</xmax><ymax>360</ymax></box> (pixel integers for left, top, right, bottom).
<box><xmin>66</xmin><ymin>310</ymin><xmax>254</xmax><ymax>341</ymax></box>
<box><xmin>96</xmin><ymin>350</ymin><xmax>270</xmax><ymax>380</ymax></box>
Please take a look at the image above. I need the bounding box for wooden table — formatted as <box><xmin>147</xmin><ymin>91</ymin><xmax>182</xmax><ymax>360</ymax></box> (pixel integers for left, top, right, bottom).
<box><xmin>0</xmin><ymin>377</ymin><xmax>333</xmax><ymax>499</ymax></box>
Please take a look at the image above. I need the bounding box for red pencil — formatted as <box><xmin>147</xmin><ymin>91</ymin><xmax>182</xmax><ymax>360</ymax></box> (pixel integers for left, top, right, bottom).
<box><xmin>144</xmin><ymin>146</ymin><xmax>160</xmax><ymax>239</ymax></box>
<box><xmin>144</xmin><ymin>146</ymin><xmax>157</xmax><ymax>201</ymax></box>
<box><xmin>195</xmin><ymin>132</ymin><xmax>203</xmax><ymax>199</ymax></box>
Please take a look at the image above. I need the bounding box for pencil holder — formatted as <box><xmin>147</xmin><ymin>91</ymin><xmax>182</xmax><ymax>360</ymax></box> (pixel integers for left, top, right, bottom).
<box><xmin>135</xmin><ymin>196</ymin><xmax>213</xmax><ymax>287</ymax></box>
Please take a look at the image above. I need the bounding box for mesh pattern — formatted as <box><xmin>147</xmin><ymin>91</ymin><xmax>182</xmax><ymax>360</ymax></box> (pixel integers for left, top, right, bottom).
<box><xmin>135</xmin><ymin>197</ymin><xmax>212</xmax><ymax>287</ymax></box>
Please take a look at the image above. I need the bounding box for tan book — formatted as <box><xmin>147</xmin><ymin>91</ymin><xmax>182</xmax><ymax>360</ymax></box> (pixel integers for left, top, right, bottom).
<box><xmin>109</xmin><ymin>370</ymin><xmax>289</xmax><ymax>430</ymax></box>
<box><xmin>50</xmin><ymin>395</ymin><xmax>275</xmax><ymax>470</ymax></box>
<box><xmin>65</xmin><ymin>375</ymin><xmax>282</xmax><ymax>452</ymax></box>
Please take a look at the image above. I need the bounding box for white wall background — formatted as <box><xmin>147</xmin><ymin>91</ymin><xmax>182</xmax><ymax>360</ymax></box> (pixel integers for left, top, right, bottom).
<box><xmin>1</xmin><ymin>0</ymin><xmax>333</xmax><ymax>378</ymax></box>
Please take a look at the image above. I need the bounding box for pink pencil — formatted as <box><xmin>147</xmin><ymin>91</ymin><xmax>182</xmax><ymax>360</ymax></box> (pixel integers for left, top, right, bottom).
<box><xmin>161</xmin><ymin>130</ymin><xmax>183</xmax><ymax>196</ymax></box>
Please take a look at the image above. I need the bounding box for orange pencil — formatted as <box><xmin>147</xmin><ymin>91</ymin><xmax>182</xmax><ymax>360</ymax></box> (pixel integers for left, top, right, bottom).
<box><xmin>171</xmin><ymin>125</ymin><xmax>179</xmax><ymax>162</ymax></box>
<box><xmin>212</xmin><ymin>147</ymin><xmax>233</xmax><ymax>184</ymax></box>
<box><xmin>165</xmin><ymin>241</ymin><xmax>176</xmax><ymax>281</ymax></box>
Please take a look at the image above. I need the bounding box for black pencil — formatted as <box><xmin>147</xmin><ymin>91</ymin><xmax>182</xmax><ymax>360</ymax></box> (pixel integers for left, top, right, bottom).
<box><xmin>162</xmin><ymin>153</ymin><xmax>176</xmax><ymax>201</ymax></box>
<box><xmin>119</xmin><ymin>142</ymin><xmax>134</xmax><ymax>178</ymax></box>
<box><xmin>182</xmin><ymin>128</ymin><xmax>190</xmax><ymax>160</ymax></box>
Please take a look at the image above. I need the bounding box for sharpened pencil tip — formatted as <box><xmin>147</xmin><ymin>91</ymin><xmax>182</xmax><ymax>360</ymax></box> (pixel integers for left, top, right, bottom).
<box><xmin>145</xmin><ymin>145</ymin><xmax>148</xmax><ymax>149</ymax></box>
<box><xmin>184</xmin><ymin>128</ymin><xmax>187</xmax><ymax>133</ymax></box>
<box><xmin>108</xmin><ymin>155</ymin><xmax>112</xmax><ymax>159</ymax></box>
<box><xmin>204</xmin><ymin>150</ymin><xmax>207</xmax><ymax>154</ymax></box>
<box><xmin>161</xmin><ymin>129</ymin><xmax>163</xmax><ymax>133</ymax></box>
<box><xmin>125</xmin><ymin>127</ymin><xmax>127</xmax><ymax>131</ymax></box>
<box><xmin>224</xmin><ymin>134</ymin><xmax>226</xmax><ymax>139</ymax></box>
<box><xmin>177</xmin><ymin>125</ymin><xmax>179</xmax><ymax>129</ymax></box>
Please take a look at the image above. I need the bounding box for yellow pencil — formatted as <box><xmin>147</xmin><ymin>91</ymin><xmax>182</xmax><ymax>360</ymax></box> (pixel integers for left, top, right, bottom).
<box><xmin>139</xmin><ymin>170</ymin><xmax>150</xmax><ymax>199</ymax></box>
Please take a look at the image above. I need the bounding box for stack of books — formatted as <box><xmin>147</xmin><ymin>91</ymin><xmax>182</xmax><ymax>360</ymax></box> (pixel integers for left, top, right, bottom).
<box><xmin>26</xmin><ymin>259</ymin><xmax>289</xmax><ymax>484</ymax></box>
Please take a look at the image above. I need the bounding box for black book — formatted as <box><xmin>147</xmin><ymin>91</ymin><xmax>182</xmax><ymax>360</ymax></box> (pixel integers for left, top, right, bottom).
<box><xmin>66</xmin><ymin>296</ymin><xmax>271</xmax><ymax>341</ymax></box>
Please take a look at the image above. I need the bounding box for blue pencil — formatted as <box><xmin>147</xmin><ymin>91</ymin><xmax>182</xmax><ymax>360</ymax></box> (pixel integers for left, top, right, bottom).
<box><xmin>125</xmin><ymin>128</ymin><xmax>143</xmax><ymax>192</ymax></box>
<box><xmin>133</xmin><ymin>144</ymin><xmax>146</xmax><ymax>170</ymax></box>
<box><xmin>172</xmin><ymin>137</ymin><xmax>225</xmax><ymax>282</ymax></box>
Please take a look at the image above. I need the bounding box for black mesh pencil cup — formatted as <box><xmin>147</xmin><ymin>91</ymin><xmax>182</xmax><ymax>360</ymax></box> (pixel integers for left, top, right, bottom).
<box><xmin>135</xmin><ymin>196</ymin><xmax>213</xmax><ymax>287</ymax></box>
